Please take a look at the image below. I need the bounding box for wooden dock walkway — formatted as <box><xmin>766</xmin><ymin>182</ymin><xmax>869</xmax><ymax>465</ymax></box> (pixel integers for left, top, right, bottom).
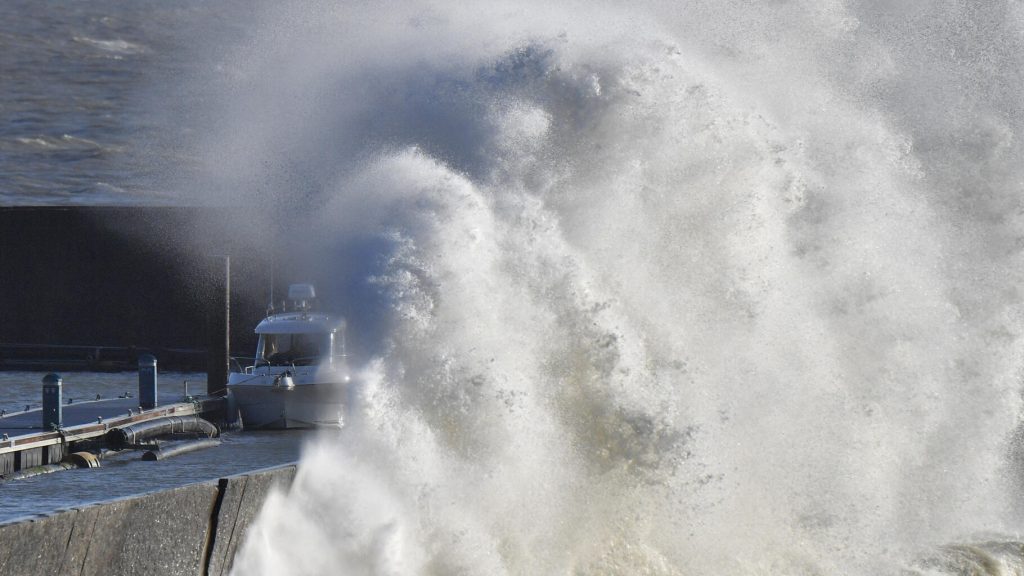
<box><xmin>0</xmin><ymin>396</ymin><xmax>224</xmax><ymax>476</ymax></box>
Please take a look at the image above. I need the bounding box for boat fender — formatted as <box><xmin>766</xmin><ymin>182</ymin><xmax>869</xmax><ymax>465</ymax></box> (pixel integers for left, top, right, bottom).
<box><xmin>66</xmin><ymin>451</ymin><xmax>100</xmax><ymax>468</ymax></box>
<box><xmin>105</xmin><ymin>415</ymin><xmax>219</xmax><ymax>449</ymax></box>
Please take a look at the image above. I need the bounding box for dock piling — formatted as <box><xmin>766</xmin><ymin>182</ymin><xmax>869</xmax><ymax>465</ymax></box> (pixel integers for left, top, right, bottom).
<box><xmin>207</xmin><ymin>255</ymin><xmax>230</xmax><ymax>396</ymax></box>
<box><xmin>42</xmin><ymin>374</ymin><xmax>62</xmax><ymax>430</ymax></box>
<box><xmin>138</xmin><ymin>354</ymin><xmax>158</xmax><ymax>410</ymax></box>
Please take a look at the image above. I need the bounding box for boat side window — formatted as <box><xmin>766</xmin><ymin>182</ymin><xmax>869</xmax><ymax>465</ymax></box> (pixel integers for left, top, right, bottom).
<box><xmin>255</xmin><ymin>334</ymin><xmax>271</xmax><ymax>367</ymax></box>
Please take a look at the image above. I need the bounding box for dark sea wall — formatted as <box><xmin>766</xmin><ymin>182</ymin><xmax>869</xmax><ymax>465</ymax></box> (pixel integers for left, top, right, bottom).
<box><xmin>0</xmin><ymin>206</ymin><xmax>268</xmax><ymax>361</ymax></box>
<box><xmin>0</xmin><ymin>464</ymin><xmax>296</xmax><ymax>576</ymax></box>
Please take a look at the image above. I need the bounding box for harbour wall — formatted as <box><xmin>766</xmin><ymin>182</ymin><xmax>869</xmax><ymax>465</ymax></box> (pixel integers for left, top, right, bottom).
<box><xmin>1</xmin><ymin>205</ymin><xmax>374</xmax><ymax>370</ymax></box>
<box><xmin>0</xmin><ymin>206</ymin><xmax>264</xmax><ymax>358</ymax></box>
<box><xmin>0</xmin><ymin>463</ymin><xmax>296</xmax><ymax>576</ymax></box>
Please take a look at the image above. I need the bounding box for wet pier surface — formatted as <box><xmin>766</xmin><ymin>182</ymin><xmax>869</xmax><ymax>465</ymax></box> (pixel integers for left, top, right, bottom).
<box><xmin>0</xmin><ymin>372</ymin><xmax>313</xmax><ymax>523</ymax></box>
<box><xmin>0</xmin><ymin>430</ymin><xmax>309</xmax><ymax>523</ymax></box>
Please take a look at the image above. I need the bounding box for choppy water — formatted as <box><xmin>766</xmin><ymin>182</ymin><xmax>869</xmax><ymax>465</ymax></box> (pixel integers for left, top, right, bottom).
<box><xmin>8</xmin><ymin>1</ymin><xmax>1024</xmax><ymax>575</ymax></box>
<box><xmin>0</xmin><ymin>0</ymin><xmax>250</xmax><ymax>204</ymax></box>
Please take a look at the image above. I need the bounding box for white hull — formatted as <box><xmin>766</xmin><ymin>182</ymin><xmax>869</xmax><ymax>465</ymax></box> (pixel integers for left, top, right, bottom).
<box><xmin>231</xmin><ymin>382</ymin><xmax>348</xmax><ymax>430</ymax></box>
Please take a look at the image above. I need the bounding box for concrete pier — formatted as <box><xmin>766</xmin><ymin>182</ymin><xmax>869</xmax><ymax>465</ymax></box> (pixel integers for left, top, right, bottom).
<box><xmin>0</xmin><ymin>464</ymin><xmax>296</xmax><ymax>576</ymax></box>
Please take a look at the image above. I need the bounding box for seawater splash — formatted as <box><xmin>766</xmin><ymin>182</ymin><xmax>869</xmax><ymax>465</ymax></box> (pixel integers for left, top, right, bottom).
<box><xmin>174</xmin><ymin>1</ymin><xmax>1024</xmax><ymax>574</ymax></box>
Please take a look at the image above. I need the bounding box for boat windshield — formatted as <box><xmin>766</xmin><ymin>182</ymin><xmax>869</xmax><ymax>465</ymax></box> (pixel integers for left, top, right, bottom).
<box><xmin>257</xmin><ymin>333</ymin><xmax>331</xmax><ymax>366</ymax></box>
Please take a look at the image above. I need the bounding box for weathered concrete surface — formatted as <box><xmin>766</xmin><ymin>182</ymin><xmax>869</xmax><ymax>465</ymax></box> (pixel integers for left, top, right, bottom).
<box><xmin>0</xmin><ymin>510</ymin><xmax>76</xmax><ymax>576</ymax></box>
<box><xmin>78</xmin><ymin>483</ymin><xmax>219</xmax><ymax>576</ymax></box>
<box><xmin>0</xmin><ymin>463</ymin><xmax>297</xmax><ymax>576</ymax></box>
<box><xmin>206</xmin><ymin>466</ymin><xmax>297</xmax><ymax>576</ymax></box>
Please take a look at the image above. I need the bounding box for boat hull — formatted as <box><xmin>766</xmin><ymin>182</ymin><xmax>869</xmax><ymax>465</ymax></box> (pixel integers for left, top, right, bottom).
<box><xmin>230</xmin><ymin>383</ymin><xmax>347</xmax><ymax>430</ymax></box>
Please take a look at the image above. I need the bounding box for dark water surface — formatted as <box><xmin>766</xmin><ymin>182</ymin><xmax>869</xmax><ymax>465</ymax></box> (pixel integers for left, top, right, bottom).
<box><xmin>0</xmin><ymin>370</ymin><xmax>202</xmax><ymax>414</ymax></box>
<box><xmin>0</xmin><ymin>0</ymin><xmax>247</xmax><ymax>204</ymax></box>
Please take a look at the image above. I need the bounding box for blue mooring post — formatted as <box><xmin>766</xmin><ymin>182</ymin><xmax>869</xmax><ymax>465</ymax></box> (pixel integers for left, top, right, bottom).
<box><xmin>139</xmin><ymin>354</ymin><xmax>157</xmax><ymax>410</ymax></box>
<box><xmin>42</xmin><ymin>373</ymin><xmax>62</xmax><ymax>430</ymax></box>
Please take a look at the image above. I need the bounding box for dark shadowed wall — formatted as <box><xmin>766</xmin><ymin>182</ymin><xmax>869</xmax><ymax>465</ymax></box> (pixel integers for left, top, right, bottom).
<box><xmin>0</xmin><ymin>207</ymin><xmax>270</xmax><ymax>358</ymax></box>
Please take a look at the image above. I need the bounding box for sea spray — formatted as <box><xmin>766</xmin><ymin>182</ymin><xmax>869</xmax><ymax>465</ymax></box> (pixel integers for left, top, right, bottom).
<box><xmin>168</xmin><ymin>1</ymin><xmax>1024</xmax><ymax>574</ymax></box>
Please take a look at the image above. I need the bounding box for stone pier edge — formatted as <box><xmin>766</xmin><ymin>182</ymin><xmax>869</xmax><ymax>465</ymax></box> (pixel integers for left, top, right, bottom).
<box><xmin>0</xmin><ymin>462</ymin><xmax>297</xmax><ymax>576</ymax></box>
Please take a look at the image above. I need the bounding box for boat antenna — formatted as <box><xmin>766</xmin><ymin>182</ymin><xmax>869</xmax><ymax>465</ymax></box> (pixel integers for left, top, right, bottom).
<box><xmin>267</xmin><ymin>244</ymin><xmax>276</xmax><ymax>315</ymax></box>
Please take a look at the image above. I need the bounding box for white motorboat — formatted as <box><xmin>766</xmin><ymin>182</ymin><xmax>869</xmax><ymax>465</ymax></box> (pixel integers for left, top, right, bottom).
<box><xmin>228</xmin><ymin>283</ymin><xmax>353</xmax><ymax>429</ymax></box>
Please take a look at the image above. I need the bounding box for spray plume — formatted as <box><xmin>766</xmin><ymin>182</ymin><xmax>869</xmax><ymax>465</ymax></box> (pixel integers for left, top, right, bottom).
<box><xmin>167</xmin><ymin>1</ymin><xmax>1024</xmax><ymax>574</ymax></box>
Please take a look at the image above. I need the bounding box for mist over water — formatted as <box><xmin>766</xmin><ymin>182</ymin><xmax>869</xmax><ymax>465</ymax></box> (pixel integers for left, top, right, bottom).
<box><xmin>170</xmin><ymin>1</ymin><xmax>1024</xmax><ymax>574</ymax></box>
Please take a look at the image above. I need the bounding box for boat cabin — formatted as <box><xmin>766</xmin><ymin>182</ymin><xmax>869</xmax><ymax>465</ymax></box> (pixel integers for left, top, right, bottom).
<box><xmin>254</xmin><ymin>313</ymin><xmax>346</xmax><ymax>367</ymax></box>
<box><xmin>241</xmin><ymin>284</ymin><xmax>347</xmax><ymax>372</ymax></box>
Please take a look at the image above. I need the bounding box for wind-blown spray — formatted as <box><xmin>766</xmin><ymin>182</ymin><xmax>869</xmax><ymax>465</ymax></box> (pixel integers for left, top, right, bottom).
<box><xmin>173</xmin><ymin>1</ymin><xmax>1024</xmax><ymax>574</ymax></box>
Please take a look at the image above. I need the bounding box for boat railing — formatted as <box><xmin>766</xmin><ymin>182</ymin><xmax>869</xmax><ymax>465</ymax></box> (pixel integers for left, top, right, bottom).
<box><xmin>231</xmin><ymin>356</ymin><xmax>257</xmax><ymax>374</ymax></box>
<box><xmin>233</xmin><ymin>354</ymin><xmax>349</xmax><ymax>374</ymax></box>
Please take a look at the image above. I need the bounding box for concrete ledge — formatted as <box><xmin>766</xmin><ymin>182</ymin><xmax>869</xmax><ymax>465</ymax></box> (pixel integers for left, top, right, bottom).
<box><xmin>0</xmin><ymin>463</ymin><xmax>297</xmax><ymax>576</ymax></box>
<box><xmin>0</xmin><ymin>510</ymin><xmax>76</xmax><ymax>576</ymax></box>
<box><xmin>206</xmin><ymin>466</ymin><xmax>297</xmax><ymax>576</ymax></box>
<box><xmin>79</xmin><ymin>482</ymin><xmax>219</xmax><ymax>576</ymax></box>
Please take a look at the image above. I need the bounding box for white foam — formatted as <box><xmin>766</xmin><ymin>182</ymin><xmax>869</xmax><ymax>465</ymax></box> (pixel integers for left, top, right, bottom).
<box><xmin>172</xmin><ymin>2</ymin><xmax>1024</xmax><ymax>574</ymax></box>
<box><xmin>72</xmin><ymin>36</ymin><xmax>147</xmax><ymax>55</ymax></box>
